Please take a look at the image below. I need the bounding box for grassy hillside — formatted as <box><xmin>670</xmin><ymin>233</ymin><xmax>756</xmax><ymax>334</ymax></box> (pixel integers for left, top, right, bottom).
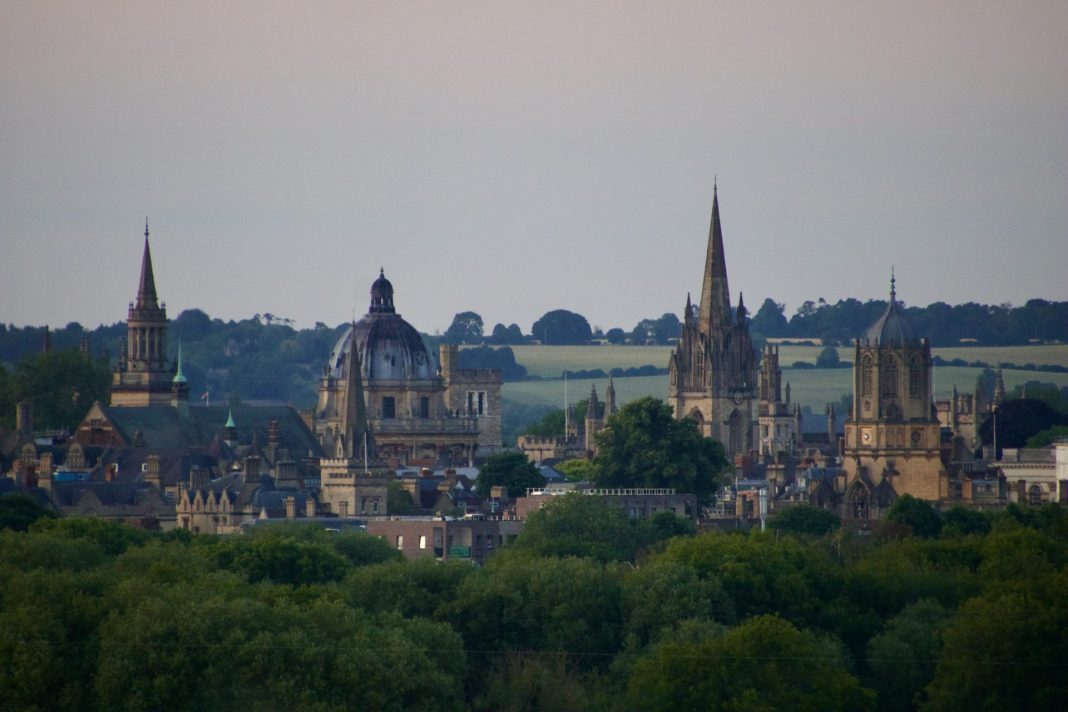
<box><xmin>501</xmin><ymin>344</ymin><xmax>1068</xmax><ymax>412</ymax></box>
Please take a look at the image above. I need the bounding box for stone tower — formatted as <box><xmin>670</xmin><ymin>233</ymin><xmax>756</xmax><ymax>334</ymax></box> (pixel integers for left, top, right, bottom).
<box><xmin>668</xmin><ymin>186</ymin><xmax>759</xmax><ymax>460</ymax></box>
<box><xmin>757</xmin><ymin>343</ymin><xmax>799</xmax><ymax>461</ymax></box>
<box><xmin>111</xmin><ymin>220</ymin><xmax>176</xmax><ymax>407</ymax></box>
<box><xmin>841</xmin><ymin>275</ymin><xmax>947</xmax><ymax>516</ymax></box>
<box><xmin>584</xmin><ymin>385</ymin><xmax>601</xmax><ymax>453</ymax></box>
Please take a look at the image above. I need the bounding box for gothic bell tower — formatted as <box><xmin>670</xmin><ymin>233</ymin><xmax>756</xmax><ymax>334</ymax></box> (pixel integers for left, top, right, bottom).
<box><xmin>668</xmin><ymin>185</ymin><xmax>758</xmax><ymax>460</ymax></box>
<box><xmin>110</xmin><ymin>220</ymin><xmax>176</xmax><ymax>406</ymax></box>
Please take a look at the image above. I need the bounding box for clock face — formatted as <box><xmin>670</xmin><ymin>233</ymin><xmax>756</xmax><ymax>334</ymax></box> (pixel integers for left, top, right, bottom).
<box><xmin>911</xmin><ymin>429</ymin><xmax>922</xmax><ymax>446</ymax></box>
<box><xmin>861</xmin><ymin>428</ymin><xmax>873</xmax><ymax>445</ymax></box>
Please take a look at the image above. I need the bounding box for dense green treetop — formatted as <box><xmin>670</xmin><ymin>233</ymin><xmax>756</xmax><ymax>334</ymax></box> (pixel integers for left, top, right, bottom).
<box><xmin>592</xmin><ymin>397</ymin><xmax>729</xmax><ymax>504</ymax></box>
<box><xmin>443</xmin><ymin>311</ymin><xmax>485</xmax><ymax>344</ymax></box>
<box><xmin>531</xmin><ymin>309</ymin><xmax>592</xmax><ymax>345</ymax></box>
<box><xmin>474</xmin><ymin>451</ymin><xmax>545</xmax><ymax>499</ymax></box>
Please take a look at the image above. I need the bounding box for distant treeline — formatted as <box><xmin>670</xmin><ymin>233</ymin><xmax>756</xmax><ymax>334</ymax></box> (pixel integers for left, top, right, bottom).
<box><xmin>751</xmin><ymin>297</ymin><xmax>1068</xmax><ymax>347</ymax></box>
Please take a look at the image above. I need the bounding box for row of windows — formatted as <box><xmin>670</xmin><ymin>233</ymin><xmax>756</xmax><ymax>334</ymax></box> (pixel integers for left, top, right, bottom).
<box><xmin>860</xmin><ymin>355</ymin><xmax>924</xmax><ymax>399</ymax></box>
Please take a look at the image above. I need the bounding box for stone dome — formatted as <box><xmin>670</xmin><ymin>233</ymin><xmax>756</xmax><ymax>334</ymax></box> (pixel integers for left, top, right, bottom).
<box><xmin>327</xmin><ymin>270</ymin><xmax>436</xmax><ymax>381</ymax></box>
<box><xmin>864</xmin><ymin>278</ymin><xmax>919</xmax><ymax>347</ymax></box>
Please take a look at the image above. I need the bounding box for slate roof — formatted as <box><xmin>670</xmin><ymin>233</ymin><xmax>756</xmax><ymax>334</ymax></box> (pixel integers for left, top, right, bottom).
<box><xmin>99</xmin><ymin>404</ymin><xmax>323</xmax><ymax>457</ymax></box>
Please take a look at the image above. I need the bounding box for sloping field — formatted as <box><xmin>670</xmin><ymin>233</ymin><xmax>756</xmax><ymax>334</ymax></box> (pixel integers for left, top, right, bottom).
<box><xmin>502</xmin><ymin>366</ymin><xmax>1068</xmax><ymax>411</ymax></box>
<box><xmin>507</xmin><ymin>345</ymin><xmax>673</xmax><ymax>378</ymax></box>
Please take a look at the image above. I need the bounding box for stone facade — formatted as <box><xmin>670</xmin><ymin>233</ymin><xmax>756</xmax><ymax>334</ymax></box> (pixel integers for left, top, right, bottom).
<box><xmin>668</xmin><ymin>186</ymin><xmax>759</xmax><ymax>461</ymax></box>
<box><xmin>313</xmin><ymin>270</ymin><xmax>501</xmax><ymax>469</ymax></box>
<box><xmin>840</xmin><ymin>277</ymin><xmax>948</xmax><ymax>516</ymax></box>
<box><xmin>110</xmin><ymin>221</ymin><xmax>181</xmax><ymax>407</ymax></box>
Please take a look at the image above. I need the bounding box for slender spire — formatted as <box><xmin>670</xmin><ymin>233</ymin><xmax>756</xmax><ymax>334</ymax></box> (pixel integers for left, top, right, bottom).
<box><xmin>136</xmin><ymin>219</ymin><xmax>160</xmax><ymax>311</ymax></box>
<box><xmin>698</xmin><ymin>183</ymin><xmax>732</xmax><ymax>337</ymax></box>
<box><xmin>586</xmin><ymin>385</ymin><xmax>599</xmax><ymax>420</ymax></box>
<box><xmin>342</xmin><ymin>324</ymin><xmax>369</xmax><ymax>459</ymax></box>
<box><xmin>890</xmin><ymin>266</ymin><xmax>896</xmax><ymax>302</ymax></box>
<box><xmin>604</xmin><ymin>376</ymin><xmax>617</xmax><ymax>418</ymax></box>
<box><xmin>173</xmin><ymin>341</ymin><xmax>187</xmax><ymax>384</ymax></box>
<box><xmin>225</xmin><ymin>409</ymin><xmax>236</xmax><ymax>428</ymax></box>
<box><xmin>684</xmin><ymin>292</ymin><xmax>694</xmax><ymax>326</ymax></box>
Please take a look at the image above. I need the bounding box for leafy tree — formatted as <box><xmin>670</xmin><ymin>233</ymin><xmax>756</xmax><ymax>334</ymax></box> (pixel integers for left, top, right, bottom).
<box><xmin>626</xmin><ymin>614</ymin><xmax>874</xmax><ymax>711</ymax></box>
<box><xmin>770</xmin><ymin>504</ymin><xmax>842</xmax><ymax>537</ymax></box>
<box><xmin>925</xmin><ymin>569</ymin><xmax>1068</xmax><ymax>711</ymax></box>
<box><xmin>885</xmin><ymin>494</ymin><xmax>942</xmax><ymax>538</ymax></box>
<box><xmin>489</xmin><ymin>322</ymin><xmax>525</xmax><ymax>345</ymax></box>
<box><xmin>864</xmin><ymin>599</ymin><xmax>954</xmax><ymax>712</ymax></box>
<box><xmin>0</xmin><ymin>493</ymin><xmax>55</xmax><ymax>531</ymax></box>
<box><xmin>531</xmin><ymin>309</ymin><xmax>592</xmax><ymax>345</ymax></box>
<box><xmin>515</xmin><ymin>493</ymin><xmax>641</xmax><ymax>562</ymax></box>
<box><xmin>343</xmin><ymin>557</ymin><xmax>473</xmax><ymax>618</ymax></box>
<box><xmin>475</xmin><ymin>451</ymin><xmax>545</xmax><ymax>498</ymax></box>
<box><xmin>4</xmin><ymin>350</ymin><xmax>111</xmax><ymax>431</ymax></box>
<box><xmin>605</xmin><ymin>327</ymin><xmax>626</xmax><ymax>344</ymax></box>
<box><xmin>555</xmin><ymin>458</ymin><xmax>596</xmax><ymax>482</ymax></box>
<box><xmin>979</xmin><ymin>398</ymin><xmax>1068</xmax><ymax>452</ymax></box>
<box><xmin>474</xmin><ymin>652</ymin><xmax>591</xmax><ymax>712</ymax></box>
<box><xmin>522</xmin><ymin>408</ymin><xmax>565</xmax><ymax>437</ymax></box>
<box><xmin>443</xmin><ymin>551</ymin><xmax>624</xmax><ymax>668</ymax></box>
<box><xmin>593</xmin><ymin>397</ymin><xmax>729</xmax><ymax>504</ymax></box>
<box><xmin>1026</xmin><ymin>424</ymin><xmax>1068</xmax><ymax>447</ymax></box>
<box><xmin>206</xmin><ymin>525</ymin><xmax>355</xmax><ymax>585</ymax></box>
<box><xmin>653</xmin><ymin>313</ymin><xmax>681</xmax><ymax>344</ymax></box>
<box><xmin>621</xmin><ymin>559</ymin><xmax>733</xmax><ymax>648</ymax></box>
<box><xmin>457</xmin><ymin>345</ymin><xmax>527</xmax><ymax>381</ymax></box>
<box><xmin>637</xmin><ymin>511</ymin><xmax>698</xmax><ymax>546</ymax></box>
<box><xmin>816</xmin><ymin>345</ymin><xmax>842</xmax><ymax>368</ymax></box>
<box><xmin>751</xmin><ymin>298</ymin><xmax>789</xmax><ymax>338</ymax></box>
<box><xmin>443</xmin><ymin>311</ymin><xmax>484</xmax><ymax>344</ymax></box>
<box><xmin>386</xmin><ymin>480</ymin><xmax>415</xmax><ymax>515</ymax></box>
<box><xmin>940</xmin><ymin>506</ymin><xmax>991</xmax><ymax>537</ymax></box>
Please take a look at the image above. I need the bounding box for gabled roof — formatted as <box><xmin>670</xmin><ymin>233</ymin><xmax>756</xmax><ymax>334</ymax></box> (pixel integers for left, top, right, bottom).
<box><xmin>94</xmin><ymin>404</ymin><xmax>323</xmax><ymax>458</ymax></box>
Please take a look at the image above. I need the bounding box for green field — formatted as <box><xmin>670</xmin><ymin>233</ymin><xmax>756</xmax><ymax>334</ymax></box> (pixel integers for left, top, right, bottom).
<box><xmin>501</xmin><ymin>344</ymin><xmax>1068</xmax><ymax>412</ymax></box>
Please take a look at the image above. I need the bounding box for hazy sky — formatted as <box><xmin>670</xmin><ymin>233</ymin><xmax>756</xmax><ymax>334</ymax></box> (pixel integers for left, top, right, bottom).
<box><xmin>3</xmin><ymin>1</ymin><xmax>1066</xmax><ymax>336</ymax></box>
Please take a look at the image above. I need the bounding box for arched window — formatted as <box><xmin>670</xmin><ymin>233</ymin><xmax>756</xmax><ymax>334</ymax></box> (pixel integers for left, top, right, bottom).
<box><xmin>861</xmin><ymin>356</ymin><xmax>873</xmax><ymax>397</ymax></box>
<box><xmin>909</xmin><ymin>356</ymin><xmax>922</xmax><ymax>398</ymax></box>
<box><xmin>882</xmin><ymin>357</ymin><xmax>899</xmax><ymax>399</ymax></box>
<box><xmin>1029</xmin><ymin>485</ymin><xmax>1043</xmax><ymax>506</ymax></box>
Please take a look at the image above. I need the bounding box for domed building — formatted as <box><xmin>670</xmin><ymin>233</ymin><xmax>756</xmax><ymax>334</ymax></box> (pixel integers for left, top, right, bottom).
<box><xmin>313</xmin><ymin>270</ymin><xmax>501</xmax><ymax>469</ymax></box>
<box><xmin>840</xmin><ymin>275</ymin><xmax>947</xmax><ymax>518</ymax></box>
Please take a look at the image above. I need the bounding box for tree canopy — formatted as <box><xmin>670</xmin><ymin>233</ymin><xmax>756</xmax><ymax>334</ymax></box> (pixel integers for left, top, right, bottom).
<box><xmin>475</xmin><ymin>451</ymin><xmax>545</xmax><ymax>498</ymax></box>
<box><xmin>592</xmin><ymin>397</ymin><xmax>729</xmax><ymax>504</ymax></box>
<box><xmin>531</xmin><ymin>309</ymin><xmax>592</xmax><ymax>345</ymax></box>
<box><xmin>443</xmin><ymin>311</ymin><xmax>484</xmax><ymax>344</ymax></box>
<box><xmin>0</xmin><ymin>350</ymin><xmax>111</xmax><ymax>431</ymax></box>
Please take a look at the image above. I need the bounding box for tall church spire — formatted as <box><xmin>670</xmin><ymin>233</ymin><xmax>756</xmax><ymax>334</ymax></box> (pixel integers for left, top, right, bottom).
<box><xmin>698</xmin><ymin>183</ymin><xmax>732</xmax><ymax>337</ymax></box>
<box><xmin>342</xmin><ymin>327</ymin><xmax>370</xmax><ymax>460</ymax></box>
<box><xmin>137</xmin><ymin>218</ymin><xmax>160</xmax><ymax>311</ymax></box>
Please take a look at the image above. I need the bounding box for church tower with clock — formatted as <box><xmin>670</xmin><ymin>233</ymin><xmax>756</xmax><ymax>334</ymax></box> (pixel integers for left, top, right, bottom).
<box><xmin>668</xmin><ymin>185</ymin><xmax>758</xmax><ymax>461</ymax></box>
<box><xmin>841</xmin><ymin>275</ymin><xmax>947</xmax><ymax>517</ymax></box>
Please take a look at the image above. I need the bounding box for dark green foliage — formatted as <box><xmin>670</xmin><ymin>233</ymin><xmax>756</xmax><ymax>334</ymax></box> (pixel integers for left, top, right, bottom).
<box><xmin>886</xmin><ymin>494</ymin><xmax>943</xmax><ymax>538</ymax></box>
<box><xmin>488</xmin><ymin>322</ymin><xmax>525</xmax><ymax>345</ymax></box>
<box><xmin>443</xmin><ymin>311</ymin><xmax>485</xmax><ymax>344</ymax></box>
<box><xmin>925</xmin><ymin>568</ymin><xmax>1068</xmax><ymax>711</ymax></box>
<box><xmin>456</xmin><ymin>345</ymin><xmax>527</xmax><ymax>381</ymax></box>
<box><xmin>515</xmin><ymin>493</ymin><xmax>641</xmax><ymax>562</ymax></box>
<box><xmin>751</xmin><ymin>298</ymin><xmax>789</xmax><ymax>338</ymax></box>
<box><xmin>770</xmin><ymin>504</ymin><xmax>842</xmax><ymax>536</ymax></box>
<box><xmin>0</xmin><ymin>350</ymin><xmax>111</xmax><ymax>431</ymax></box>
<box><xmin>0</xmin><ymin>493</ymin><xmax>55</xmax><ymax>531</ymax></box>
<box><xmin>1</xmin><ymin>504</ymin><xmax>1066</xmax><ymax>710</ymax></box>
<box><xmin>626</xmin><ymin>615</ymin><xmax>875</xmax><ymax>711</ymax></box>
<box><xmin>979</xmin><ymin>398</ymin><xmax>1068</xmax><ymax>451</ymax></box>
<box><xmin>475</xmin><ymin>451</ymin><xmax>545</xmax><ymax>498</ymax></box>
<box><xmin>605</xmin><ymin>327</ymin><xmax>626</xmax><ymax>344</ymax></box>
<box><xmin>521</xmin><ymin>407</ymin><xmax>565</xmax><ymax>437</ymax></box>
<box><xmin>816</xmin><ymin>345</ymin><xmax>842</xmax><ymax>368</ymax></box>
<box><xmin>865</xmin><ymin>600</ymin><xmax>954</xmax><ymax>712</ymax></box>
<box><xmin>940</xmin><ymin>506</ymin><xmax>991</xmax><ymax>536</ymax></box>
<box><xmin>1026</xmin><ymin>424</ymin><xmax>1068</xmax><ymax>447</ymax></box>
<box><xmin>386</xmin><ymin>480</ymin><xmax>415</xmax><ymax>514</ymax></box>
<box><xmin>531</xmin><ymin>309</ymin><xmax>592</xmax><ymax>345</ymax></box>
<box><xmin>593</xmin><ymin>397</ymin><xmax>729</xmax><ymax>504</ymax></box>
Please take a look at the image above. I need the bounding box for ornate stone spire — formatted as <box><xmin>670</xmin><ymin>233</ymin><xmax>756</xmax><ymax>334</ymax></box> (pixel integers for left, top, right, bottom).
<box><xmin>585</xmin><ymin>385</ymin><xmax>600</xmax><ymax>420</ymax></box>
<box><xmin>342</xmin><ymin>324</ymin><xmax>370</xmax><ymax>459</ymax></box>
<box><xmin>698</xmin><ymin>182</ymin><xmax>732</xmax><ymax>338</ymax></box>
<box><xmin>604</xmin><ymin>377</ymin><xmax>617</xmax><ymax>418</ymax></box>
<box><xmin>136</xmin><ymin>218</ymin><xmax>160</xmax><ymax>311</ymax></box>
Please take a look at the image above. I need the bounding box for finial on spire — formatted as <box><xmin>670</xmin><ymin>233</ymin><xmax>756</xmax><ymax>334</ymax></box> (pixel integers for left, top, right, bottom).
<box><xmin>144</xmin><ymin>217</ymin><xmax>149</xmax><ymax>239</ymax></box>
<box><xmin>714</xmin><ymin>174</ymin><xmax>717</xmax><ymax>193</ymax></box>
<box><xmin>379</xmin><ymin>267</ymin><xmax>384</xmax><ymax>277</ymax></box>
<box><xmin>890</xmin><ymin>266</ymin><xmax>896</xmax><ymax>301</ymax></box>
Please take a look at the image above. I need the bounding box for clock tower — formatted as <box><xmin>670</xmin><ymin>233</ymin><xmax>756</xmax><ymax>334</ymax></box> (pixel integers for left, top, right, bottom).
<box><xmin>841</xmin><ymin>275</ymin><xmax>947</xmax><ymax>517</ymax></box>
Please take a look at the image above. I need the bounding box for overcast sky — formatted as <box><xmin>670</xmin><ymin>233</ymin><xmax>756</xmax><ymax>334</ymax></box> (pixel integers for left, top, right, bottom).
<box><xmin>3</xmin><ymin>1</ymin><xmax>1066</xmax><ymax>336</ymax></box>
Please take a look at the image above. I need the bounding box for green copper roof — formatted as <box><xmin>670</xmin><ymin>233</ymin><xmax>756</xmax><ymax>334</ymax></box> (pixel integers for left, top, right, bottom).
<box><xmin>225</xmin><ymin>409</ymin><xmax>236</xmax><ymax>428</ymax></box>
<box><xmin>172</xmin><ymin>342</ymin><xmax>187</xmax><ymax>384</ymax></box>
